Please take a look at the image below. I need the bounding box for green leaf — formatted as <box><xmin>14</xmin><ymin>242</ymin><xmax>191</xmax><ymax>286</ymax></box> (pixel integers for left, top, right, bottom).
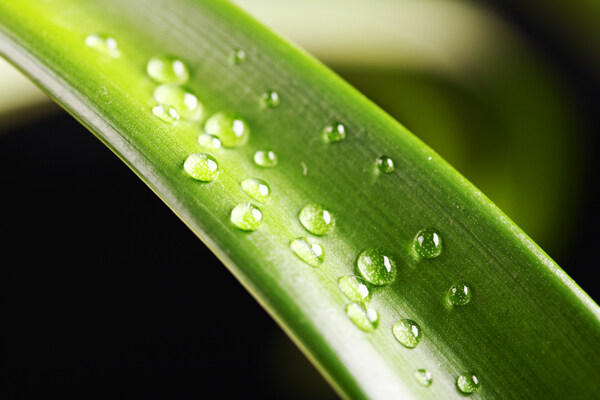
<box><xmin>1</xmin><ymin>0</ymin><xmax>599</xmax><ymax>399</ymax></box>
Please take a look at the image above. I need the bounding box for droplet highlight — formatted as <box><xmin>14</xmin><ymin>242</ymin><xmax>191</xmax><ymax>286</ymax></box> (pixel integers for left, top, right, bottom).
<box><xmin>345</xmin><ymin>303</ymin><xmax>379</xmax><ymax>332</ymax></box>
<box><xmin>147</xmin><ymin>55</ymin><xmax>189</xmax><ymax>84</ymax></box>
<box><xmin>183</xmin><ymin>153</ymin><xmax>218</xmax><ymax>182</ymax></box>
<box><xmin>448</xmin><ymin>283</ymin><xmax>472</xmax><ymax>306</ymax></box>
<box><xmin>414</xmin><ymin>369</ymin><xmax>433</xmax><ymax>387</ymax></box>
<box><xmin>456</xmin><ymin>373</ymin><xmax>481</xmax><ymax>394</ymax></box>
<box><xmin>230</xmin><ymin>48</ymin><xmax>247</xmax><ymax>65</ymax></box>
<box><xmin>414</xmin><ymin>228</ymin><xmax>443</xmax><ymax>259</ymax></box>
<box><xmin>376</xmin><ymin>156</ymin><xmax>395</xmax><ymax>173</ymax></box>
<box><xmin>392</xmin><ymin>319</ymin><xmax>422</xmax><ymax>348</ymax></box>
<box><xmin>338</xmin><ymin>275</ymin><xmax>371</xmax><ymax>304</ymax></box>
<box><xmin>204</xmin><ymin>112</ymin><xmax>249</xmax><ymax>148</ymax></box>
<box><xmin>153</xmin><ymin>84</ymin><xmax>203</xmax><ymax>121</ymax></box>
<box><xmin>261</xmin><ymin>90</ymin><xmax>280</xmax><ymax>108</ymax></box>
<box><xmin>198</xmin><ymin>134</ymin><xmax>222</xmax><ymax>151</ymax></box>
<box><xmin>254</xmin><ymin>150</ymin><xmax>278</xmax><ymax>167</ymax></box>
<box><xmin>241</xmin><ymin>178</ymin><xmax>271</xmax><ymax>204</ymax></box>
<box><xmin>323</xmin><ymin>122</ymin><xmax>347</xmax><ymax>143</ymax></box>
<box><xmin>356</xmin><ymin>248</ymin><xmax>397</xmax><ymax>286</ymax></box>
<box><xmin>290</xmin><ymin>237</ymin><xmax>324</xmax><ymax>267</ymax></box>
<box><xmin>298</xmin><ymin>204</ymin><xmax>335</xmax><ymax>236</ymax></box>
<box><xmin>152</xmin><ymin>104</ymin><xmax>180</xmax><ymax>124</ymax></box>
<box><xmin>85</xmin><ymin>34</ymin><xmax>120</xmax><ymax>57</ymax></box>
<box><xmin>230</xmin><ymin>203</ymin><xmax>263</xmax><ymax>232</ymax></box>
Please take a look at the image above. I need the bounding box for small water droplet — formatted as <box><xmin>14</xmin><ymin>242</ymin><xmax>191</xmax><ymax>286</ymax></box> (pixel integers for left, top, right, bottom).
<box><xmin>152</xmin><ymin>104</ymin><xmax>180</xmax><ymax>124</ymax></box>
<box><xmin>147</xmin><ymin>55</ymin><xmax>189</xmax><ymax>84</ymax></box>
<box><xmin>376</xmin><ymin>156</ymin><xmax>395</xmax><ymax>173</ymax></box>
<box><xmin>338</xmin><ymin>275</ymin><xmax>371</xmax><ymax>304</ymax></box>
<box><xmin>448</xmin><ymin>283</ymin><xmax>472</xmax><ymax>306</ymax></box>
<box><xmin>356</xmin><ymin>248</ymin><xmax>397</xmax><ymax>286</ymax></box>
<box><xmin>298</xmin><ymin>204</ymin><xmax>335</xmax><ymax>236</ymax></box>
<box><xmin>183</xmin><ymin>153</ymin><xmax>218</xmax><ymax>182</ymax></box>
<box><xmin>230</xmin><ymin>48</ymin><xmax>247</xmax><ymax>65</ymax></box>
<box><xmin>85</xmin><ymin>34</ymin><xmax>120</xmax><ymax>57</ymax></box>
<box><xmin>456</xmin><ymin>373</ymin><xmax>481</xmax><ymax>394</ymax></box>
<box><xmin>323</xmin><ymin>122</ymin><xmax>347</xmax><ymax>143</ymax></box>
<box><xmin>414</xmin><ymin>369</ymin><xmax>433</xmax><ymax>387</ymax></box>
<box><xmin>230</xmin><ymin>203</ymin><xmax>263</xmax><ymax>231</ymax></box>
<box><xmin>261</xmin><ymin>90</ymin><xmax>280</xmax><ymax>108</ymax></box>
<box><xmin>198</xmin><ymin>134</ymin><xmax>222</xmax><ymax>151</ymax></box>
<box><xmin>392</xmin><ymin>319</ymin><xmax>422</xmax><ymax>348</ymax></box>
<box><xmin>153</xmin><ymin>84</ymin><xmax>203</xmax><ymax>121</ymax></box>
<box><xmin>345</xmin><ymin>303</ymin><xmax>379</xmax><ymax>332</ymax></box>
<box><xmin>290</xmin><ymin>237</ymin><xmax>324</xmax><ymax>267</ymax></box>
<box><xmin>204</xmin><ymin>112</ymin><xmax>249</xmax><ymax>148</ymax></box>
<box><xmin>241</xmin><ymin>178</ymin><xmax>271</xmax><ymax>204</ymax></box>
<box><xmin>254</xmin><ymin>150</ymin><xmax>278</xmax><ymax>167</ymax></box>
<box><xmin>414</xmin><ymin>228</ymin><xmax>443</xmax><ymax>259</ymax></box>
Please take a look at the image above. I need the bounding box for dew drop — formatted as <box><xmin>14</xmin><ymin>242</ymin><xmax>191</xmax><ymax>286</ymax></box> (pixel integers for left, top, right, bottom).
<box><xmin>204</xmin><ymin>112</ymin><xmax>249</xmax><ymax>148</ymax></box>
<box><xmin>356</xmin><ymin>248</ymin><xmax>397</xmax><ymax>286</ymax></box>
<box><xmin>85</xmin><ymin>33</ymin><xmax>120</xmax><ymax>57</ymax></box>
<box><xmin>230</xmin><ymin>203</ymin><xmax>263</xmax><ymax>232</ymax></box>
<box><xmin>230</xmin><ymin>48</ymin><xmax>247</xmax><ymax>65</ymax></box>
<box><xmin>298</xmin><ymin>204</ymin><xmax>335</xmax><ymax>236</ymax></box>
<box><xmin>323</xmin><ymin>122</ymin><xmax>347</xmax><ymax>143</ymax></box>
<box><xmin>414</xmin><ymin>228</ymin><xmax>443</xmax><ymax>259</ymax></box>
<box><xmin>198</xmin><ymin>134</ymin><xmax>222</xmax><ymax>151</ymax></box>
<box><xmin>414</xmin><ymin>369</ymin><xmax>433</xmax><ymax>387</ymax></box>
<box><xmin>241</xmin><ymin>178</ymin><xmax>271</xmax><ymax>204</ymax></box>
<box><xmin>338</xmin><ymin>275</ymin><xmax>371</xmax><ymax>304</ymax></box>
<box><xmin>392</xmin><ymin>319</ymin><xmax>422</xmax><ymax>348</ymax></box>
<box><xmin>448</xmin><ymin>283</ymin><xmax>472</xmax><ymax>306</ymax></box>
<box><xmin>254</xmin><ymin>150</ymin><xmax>278</xmax><ymax>167</ymax></box>
<box><xmin>376</xmin><ymin>156</ymin><xmax>395</xmax><ymax>173</ymax></box>
<box><xmin>147</xmin><ymin>55</ymin><xmax>189</xmax><ymax>84</ymax></box>
<box><xmin>290</xmin><ymin>237</ymin><xmax>324</xmax><ymax>267</ymax></box>
<box><xmin>183</xmin><ymin>153</ymin><xmax>218</xmax><ymax>182</ymax></box>
<box><xmin>345</xmin><ymin>303</ymin><xmax>379</xmax><ymax>332</ymax></box>
<box><xmin>261</xmin><ymin>90</ymin><xmax>280</xmax><ymax>108</ymax></box>
<box><xmin>153</xmin><ymin>84</ymin><xmax>203</xmax><ymax>121</ymax></box>
<box><xmin>152</xmin><ymin>104</ymin><xmax>180</xmax><ymax>124</ymax></box>
<box><xmin>456</xmin><ymin>373</ymin><xmax>481</xmax><ymax>394</ymax></box>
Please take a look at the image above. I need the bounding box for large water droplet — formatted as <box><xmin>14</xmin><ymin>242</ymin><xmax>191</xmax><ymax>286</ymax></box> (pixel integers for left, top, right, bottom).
<box><xmin>323</xmin><ymin>122</ymin><xmax>347</xmax><ymax>143</ymax></box>
<box><xmin>356</xmin><ymin>248</ymin><xmax>397</xmax><ymax>286</ymax></box>
<box><xmin>153</xmin><ymin>84</ymin><xmax>203</xmax><ymax>121</ymax></box>
<box><xmin>456</xmin><ymin>373</ymin><xmax>481</xmax><ymax>394</ymax></box>
<box><xmin>152</xmin><ymin>104</ymin><xmax>180</xmax><ymax>124</ymax></box>
<box><xmin>198</xmin><ymin>134</ymin><xmax>222</xmax><ymax>151</ymax></box>
<box><xmin>85</xmin><ymin>33</ymin><xmax>120</xmax><ymax>57</ymax></box>
<box><xmin>338</xmin><ymin>275</ymin><xmax>371</xmax><ymax>304</ymax></box>
<box><xmin>230</xmin><ymin>48</ymin><xmax>247</xmax><ymax>65</ymax></box>
<box><xmin>147</xmin><ymin>55</ymin><xmax>189</xmax><ymax>84</ymax></box>
<box><xmin>376</xmin><ymin>156</ymin><xmax>395</xmax><ymax>173</ymax></box>
<box><xmin>204</xmin><ymin>112</ymin><xmax>249</xmax><ymax>148</ymax></box>
<box><xmin>448</xmin><ymin>283</ymin><xmax>472</xmax><ymax>306</ymax></box>
<box><xmin>345</xmin><ymin>303</ymin><xmax>379</xmax><ymax>332</ymax></box>
<box><xmin>414</xmin><ymin>228</ymin><xmax>443</xmax><ymax>259</ymax></box>
<box><xmin>290</xmin><ymin>237</ymin><xmax>324</xmax><ymax>267</ymax></box>
<box><xmin>261</xmin><ymin>90</ymin><xmax>280</xmax><ymax>108</ymax></box>
<box><xmin>241</xmin><ymin>178</ymin><xmax>271</xmax><ymax>204</ymax></box>
<box><xmin>414</xmin><ymin>370</ymin><xmax>433</xmax><ymax>387</ymax></box>
<box><xmin>392</xmin><ymin>319</ymin><xmax>422</xmax><ymax>348</ymax></box>
<box><xmin>183</xmin><ymin>153</ymin><xmax>218</xmax><ymax>182</ymax></box>
<box><xmin>254</xmin><ymin>150</ymin><xmax>278</xmax><ymax>167</ymax></box>
<box><xmin>230</xmin><ymin>203</ymin><xmax>263</xmax><ymax>231</ymax></box>
<box><xmin>298</xmin><ymin>204</ymin><xmax>335</xmax><ymax>236</ymax></box>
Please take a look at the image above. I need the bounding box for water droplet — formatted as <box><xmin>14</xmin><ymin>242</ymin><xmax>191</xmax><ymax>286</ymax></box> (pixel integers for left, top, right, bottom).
<box><xmin>183</xmin><ymin>153</ymin><xmax>218</xmax><ymax>182</ymax></box>
<box><xmin>198</xmin><ymin>134</ymin><xmax>222</xmax><ymax>151</ymax></box>
<box><xmin>204</xmin><ymin>112</ymin><xmax>249</xmax><ymax>148</ymax></box>
<box><xmin>356</xmin><ymin>248</ymin><xmax>397</xmax><ymax>286</ymax></box>
<box><xmin>254</xmin><ymin>150</ymin><xmax>278</xmax><ymax>167</ymax></box>
<box><xmin>414</xmin><ymin>228</ymin><xmax>443</xmax><ymax>259</ymax></box>
<box><xmin>230</xmin><ymin>203</ymin><xmax>263</xmax><ymax>232</ymax></box>
<box><xmin>414</xmin><ymin>369</ymin><xmax>433</xmax><ymax>387</ymax></box>
<box><xmin>323</xmin><ymin>122</ymin><xmax>347</xmax><ymax>143</ymax></box>
<box><xmin>146</xmin><ymin>55</ymin><xmax>189</xmax><ymax>84</ymax></box>
<box><xmin>230</xmin><ymin>48</ymin><xmax>247</xmax><ymax>65</ymax></box>
<box><xmin>85</xmin><ymin>34</ymin><xmax>120</xmax><ymax>57</ymax></box>
<box><xmin>298</xmin><ymin>204</ymin><xmax>335</xmax><ymax>236</ymax></box>
<box><xmin>241</xmin><ymin>178</ymin><xmax>271</xmax><ymax>204</ymax></box>
<box><xmin>345</xmin><ymin>303</ymin><xmax>378</xmax><ymax>332</ymax></box>
<box><xmin>456</xmin><ymin>373</ymin><xmax>481</xmax><ymax>394</ymax></box>
<box><xmin>448</xmin><ymin>283</ymin><xmax>472</xmax><ymax>306</ymax></box>
<box><xmin>261</xmin><ymin>90</ymin><xmax>280</xmax><ymax>108</ymax></box>
<box><xmin>153</xmin><ymin>84</ymin><xmax>203</xmax><ymax>121</ymax></box>
<box><xmin>338</xmin><ymin>275</ymin><xmax>371</xmax><ymax>304</ymax></box>
<box><xmin>392</xmin><ymin>319</ymin><xmax>422</xmax><ymax>348</ymax></box>
<box><xmin>290</xmin><ymin>237</ymin><xmax>324</xmax><ymax>267</ymax></box>
<box><xmin>376</xmin><ymin>156</ymin><xmax>395</xmax><ymax>173</ymax></box>
<box><xmin>152</xmin><ymin>104</ymin><xmax>180</xmax><ymax>124</ymax></box>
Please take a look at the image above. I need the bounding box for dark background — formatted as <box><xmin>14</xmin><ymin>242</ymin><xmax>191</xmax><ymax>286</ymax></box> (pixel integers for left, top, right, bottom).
<box><xmin>2</xmin><ymin>2</ymin><xmax>599</xmax><ymax>399</ymax></box>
